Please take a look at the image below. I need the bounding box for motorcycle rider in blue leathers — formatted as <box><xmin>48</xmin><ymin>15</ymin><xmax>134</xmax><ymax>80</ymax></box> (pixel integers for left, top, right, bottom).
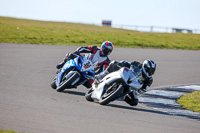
<box><xmin>95</xmin><ymin>59</ymin><xmax>156</xmax><ymax>106</ymax></box>
<box><xmin>56</xmin><ymin>41</ymin><xmax>114</xmax><ymax>88</ymax></box>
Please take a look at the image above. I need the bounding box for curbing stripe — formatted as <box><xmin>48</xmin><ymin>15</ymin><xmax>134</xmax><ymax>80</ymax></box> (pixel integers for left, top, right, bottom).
<box><xmin>139</xmin><ymin>85</ymin><xmax>200</xmax><ymax>119</ymax></box>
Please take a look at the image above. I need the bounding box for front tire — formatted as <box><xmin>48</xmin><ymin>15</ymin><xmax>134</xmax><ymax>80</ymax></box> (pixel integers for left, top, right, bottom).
<box><xmin>56</xmin><ymin>72</ymin><xmax>80</xmax><ymax>92</ymax></box>
<box><xmin>51</xmin><ymin>77</ymin><xmax>57</xmax><ymax>89</ymax></box>
<box><xmin>85</xmin><ymin>88</ymin><xmax>94</xmax><ymax>102</ymax></box>
<box><xmin>99</xmin><ymin>83</ymin><xmax>124</xmax><ymax>105</ymax></box>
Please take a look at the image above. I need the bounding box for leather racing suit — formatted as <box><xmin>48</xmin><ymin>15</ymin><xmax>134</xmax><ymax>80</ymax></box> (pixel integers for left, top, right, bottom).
<box><xmin>57</xmin><ymin>46</ymin><xmax>111</xmax><ymax>88</ymax></box>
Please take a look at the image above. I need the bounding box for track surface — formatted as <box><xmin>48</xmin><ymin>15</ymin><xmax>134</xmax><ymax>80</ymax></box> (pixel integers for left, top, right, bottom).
<box><xmin>0</xmin><ymin>43</ymin><xmax>200</xmax><ymax>133</ymax></box>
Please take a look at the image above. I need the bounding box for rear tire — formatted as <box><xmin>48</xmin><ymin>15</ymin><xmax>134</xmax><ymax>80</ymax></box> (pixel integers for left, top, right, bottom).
<box><xmin>99</xmin><ymin>83</ymin><xmax>124</xmax><ymax>105</ymax></box>
<box><xmin>56</xmin><ymin>72</ymin><xmax>80</xmax><ymax>92</ymax></box>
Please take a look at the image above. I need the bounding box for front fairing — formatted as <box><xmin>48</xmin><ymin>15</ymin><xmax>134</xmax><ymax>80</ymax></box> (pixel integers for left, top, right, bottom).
<box><xmin>56</xmin><ymin>56</ymin><xmax>95</xmax><ymax>87</ymax></box>
<box><xmin>122</xmin><ymin>67</ymin><xmax>141</xmax><ymax>91</ymax></box>
<box><xmin>90</xmin><ymin>67</ymin><xmax>141</xmax><ymax>102</ymax></box>
<box><xmin>119</xmin><ymin>67</ymin><xmax>131</xmax><ymax>82</ymax></box>
<box><xmin>56</xmin><ymin>59</ymin><xmax>76</xmax><ymax>86</ymax></box>
<box><xmin>75</xmin><ymin>56</ymin><xmax>95</xmax><ymax>79</ymax></box>
<box><xmin>91</xmin><ymin>71</ymin><xmax>122</xmax><ymax>100</ymax></box>
<box><xmin>111</xmin><ymin>67</ymin><xmax>141</xmax><ymax>90</ymax></box>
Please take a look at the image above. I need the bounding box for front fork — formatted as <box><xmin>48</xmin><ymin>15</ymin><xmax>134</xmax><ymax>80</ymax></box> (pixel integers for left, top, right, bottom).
<box><xmin>118</xmin><ymin>86</ymin><xmax>138</xmax><ymax>99</ymax></box>
<box><xmin>118</xmin><ymin>86</ymin><xmax>133</xmax><ymax>99</ymax></box>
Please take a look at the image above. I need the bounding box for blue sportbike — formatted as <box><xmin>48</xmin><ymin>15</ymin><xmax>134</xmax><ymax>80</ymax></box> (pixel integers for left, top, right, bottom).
<box><xmin>51</xmin><ymin>55</ymin><xmax>95</xmax><ymax>92</ymax></box>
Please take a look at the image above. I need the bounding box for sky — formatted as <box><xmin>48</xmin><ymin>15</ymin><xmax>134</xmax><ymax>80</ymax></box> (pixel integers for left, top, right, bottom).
<box><xmin>0</xmin><ymin>0</ymin><xmax>200</xmax><ymax>31</ymax></box>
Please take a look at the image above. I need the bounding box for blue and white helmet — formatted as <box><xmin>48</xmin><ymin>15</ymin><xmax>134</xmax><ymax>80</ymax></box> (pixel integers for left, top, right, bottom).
<box><xmin>142</xmin><ymin>59</ymin><xmax>156</xmax><ymax>77</ymax></box>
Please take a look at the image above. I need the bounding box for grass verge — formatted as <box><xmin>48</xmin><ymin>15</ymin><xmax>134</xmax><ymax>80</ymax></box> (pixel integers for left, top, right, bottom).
<box><xmin>0</xmin><ymin>16</ymin><xmax>200</xmax><ymax>50</ymax></box>
<box><xmin>177</xmin><ymin>90</ymin><xmax>200</xmax><ymax>113</ymax></box>
<box><xmin>0</xmin><ymin>129</ymin><xmax>21</xmax><ymax>133</ymax></box>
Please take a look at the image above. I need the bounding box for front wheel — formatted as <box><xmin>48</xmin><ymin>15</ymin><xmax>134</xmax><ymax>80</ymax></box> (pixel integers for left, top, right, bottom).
<box><xmin>56</xmin><ymin>72</ymin><xmax>80</xmax><ymax>92</ymax></box>
<box><xmin>99</xmin><ymin>83</ymin><xmax>124</xmax><ymax>105</ymax></box>
<box><xmin>51</xmin><ymin>77</ymin><xmax>57</xmax><ymax>89</ymax></box>
<box><xmin>85</xmin><ymin>88</ymin><xmax>94</xmax><ymax>102</ymax></box>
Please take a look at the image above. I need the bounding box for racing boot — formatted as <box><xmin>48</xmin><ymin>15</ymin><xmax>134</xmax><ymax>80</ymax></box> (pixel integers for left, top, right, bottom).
<box><xmin>56</xmin><ymin>61</ymin><xmax>65</xmax><ymax>69</ymax></box>
<box><xmin>124</xmin><ymin>90</ymin><xmax>139</xmax><ymax>106</ymax></box>
<box><xmin>56</xmin><ymin>56</ymin><xmax>70</xmax><ymax>69</ymax></box>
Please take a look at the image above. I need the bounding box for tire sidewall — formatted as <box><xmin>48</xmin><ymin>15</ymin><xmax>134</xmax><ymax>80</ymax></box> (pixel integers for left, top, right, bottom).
<box><xmin>85</xmin><ymin>88</ymin><xmax>94</xmax><ymax>101</ymax></box>
<box><xmin>56</xmin><ymin>72</ymin><xmax>80</xmax><ymax>92</ymax></box>
<box><xmin>99</xmin><ymin>83</ymin><xmax>124</xmax><ymax>105</ymax></box>
<box><xmin>51</xmin><ymin>77</ymin><xmax>57</xmax><ymax>89</ymax></box>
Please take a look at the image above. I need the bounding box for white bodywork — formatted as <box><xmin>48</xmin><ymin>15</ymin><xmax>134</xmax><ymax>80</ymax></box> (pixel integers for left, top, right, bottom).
<box><xmin>91</xmin><ymin>67</ymin><xmax>141</xmax><ymax>101</ymax></box>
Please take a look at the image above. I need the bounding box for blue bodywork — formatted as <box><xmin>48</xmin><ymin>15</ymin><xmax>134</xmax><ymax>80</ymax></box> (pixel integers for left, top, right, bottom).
<box><xmin>56</xmin><ymin>56</ymin><xmax>95</xmax><ymax>88</ymax></box>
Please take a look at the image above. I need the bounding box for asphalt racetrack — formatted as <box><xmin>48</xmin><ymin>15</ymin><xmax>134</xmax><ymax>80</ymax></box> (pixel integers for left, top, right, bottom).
<box><xmin>0</xmin><ymin>43</ymin><xmax>200</xmax><ymax>133</ymax></box>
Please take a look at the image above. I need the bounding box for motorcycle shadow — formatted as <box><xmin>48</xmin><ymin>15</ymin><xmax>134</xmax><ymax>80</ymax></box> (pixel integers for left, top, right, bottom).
<box><xmin>62</xmin><ymin>89</ymin><xmax>85</xmax><ymax>97</ymax></box>
<box><xmin>107</xmin><ymin>103</ymin><xmax>170</xmax><ymax>116</ymax></box>
<box><xmin>108</xmin><ymin>103</ymin><xmax>200</xmax><ymax>120</ymax></box>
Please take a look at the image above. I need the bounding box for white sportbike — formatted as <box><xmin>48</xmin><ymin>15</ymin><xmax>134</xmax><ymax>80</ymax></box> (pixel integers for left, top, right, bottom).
<box><xmin>85</xmin><ymin>66</ymin><xmax>142</xmax><ymax>105</ymax></box>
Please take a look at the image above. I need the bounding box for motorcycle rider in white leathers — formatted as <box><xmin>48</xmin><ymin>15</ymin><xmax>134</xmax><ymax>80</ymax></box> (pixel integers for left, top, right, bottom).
<box><xmin>95</xmin><ymin>59</ymin><xmax>156</xmax><ymax>106</ymax></box>
<box><xmin>56</xmin><ymin>41</ymin><xmax>114</xmax><ymax>88</ymax></box>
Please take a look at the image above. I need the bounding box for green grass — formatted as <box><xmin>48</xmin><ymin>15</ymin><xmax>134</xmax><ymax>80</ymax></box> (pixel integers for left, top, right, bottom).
<box><xmin>0</xmin><ymin>129</ymin><xmax>21</xmax><ymax>133</ymax></box>
<box><xmin>1</xmin><ymin>16</ymin><xmax>200</xmax><ymax>49</ymax></box>
<box><xmin>177</xmin><ymin>90</ymin><xmax>200</xmax><ymax>113</ymax></box>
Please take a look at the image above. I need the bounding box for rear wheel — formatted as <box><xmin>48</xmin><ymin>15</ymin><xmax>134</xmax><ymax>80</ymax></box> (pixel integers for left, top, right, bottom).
<box><xmin>56</xmin><ymin>72</ymin><xmax>80</xmax><ymax>92</ymax></box>
<box><xmin>99</xmin><ymin>83</ymin><xmax>124</xmax><ymax>105</ymax></box>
